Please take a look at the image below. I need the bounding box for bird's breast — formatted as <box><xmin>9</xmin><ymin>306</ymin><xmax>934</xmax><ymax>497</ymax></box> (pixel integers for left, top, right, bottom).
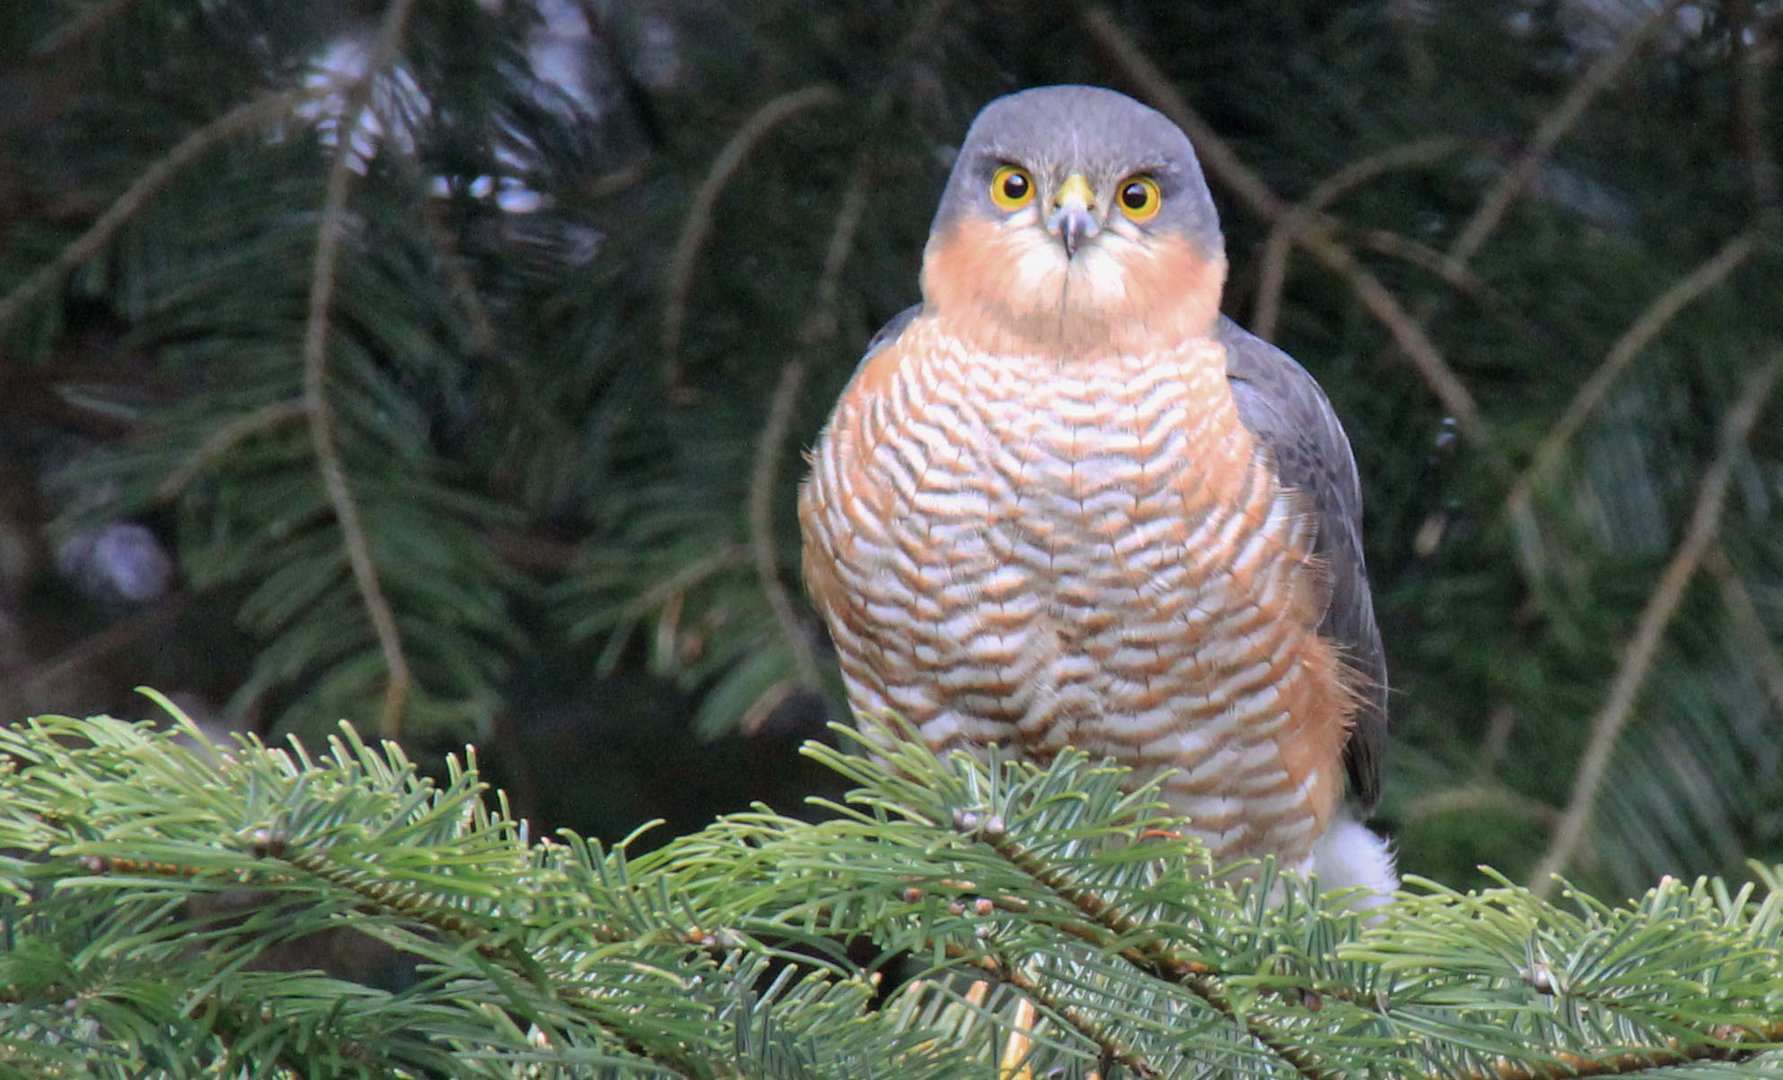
<box><xmin>801</xmin><ymin>319</ymin><xmax>1352</xmax><ymax>864</ymax></box>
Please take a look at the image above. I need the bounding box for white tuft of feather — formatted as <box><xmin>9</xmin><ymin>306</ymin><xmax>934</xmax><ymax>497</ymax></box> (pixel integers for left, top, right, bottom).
<box><xmin>1307</xmin><ymin>817</ymin><xmax>1398</xmax><ymax>913</ymax></box>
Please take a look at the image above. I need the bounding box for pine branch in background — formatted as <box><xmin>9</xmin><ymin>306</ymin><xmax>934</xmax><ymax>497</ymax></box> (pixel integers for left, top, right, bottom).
<box><xmin>1531</xmin><ymin>358</ymin><xmax>1783</xmax><ymax>893</ymax></box>
<box><xmin>1</xmin><ymin>706</ymin><xmax>1780</xmax><ymax>1077</ymax></box>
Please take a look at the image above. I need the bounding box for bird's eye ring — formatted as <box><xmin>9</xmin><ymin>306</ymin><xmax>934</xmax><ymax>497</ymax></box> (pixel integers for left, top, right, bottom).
<box><xmin>1117</xmin><ymin>175</ymin><xmax>1162</xmax><ymax>222</ymax></box>
<box><xmin>989</xmin><ymin>165</ymin><xmax>1035</xmax><ymax>211</ymax></box>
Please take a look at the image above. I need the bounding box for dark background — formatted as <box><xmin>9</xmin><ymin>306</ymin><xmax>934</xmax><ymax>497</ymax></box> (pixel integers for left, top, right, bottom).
<box><xmin>1</xmin><ymin>0</ymin><xmax>1779</xmax><ymax>899</ymax></box>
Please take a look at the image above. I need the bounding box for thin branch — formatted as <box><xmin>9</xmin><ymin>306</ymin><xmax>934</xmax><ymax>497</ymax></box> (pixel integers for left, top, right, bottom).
<box><xmin>400</xmin><ymin>161</ymin><xmax>499</xmax><ymax>359</ymax></box>
<box><xmin>742</xmin><ymin>168</ymin><xmax>876</xmax><ymax>700</ymax></box>
<box><xmin>1079</xmin><ymin>6</ymin><xmax>1288</xmax><ymax>221</ymax></box>
<box><xmin>1529</xmin><ymin>356</ymin><xmax>1783</xmax><ymax>895</ymax></box>
<box><xmin>1505</xmin><ymin>231</ymin><xmax>1759</xmax><ymax>522</ymax></box>
<box><xmin>10</xmin><ymin>592</ymin><xmax>193</xmax><ymax>702</ymax></box>
<box><xmin>1079</xmin><ymin>5</ymin><xmax>1497</xmax><ymax>457</ymax></box>
<box><xmin>302</xmin><ymin>0</ymin><xmax>421</xmax><ymax>740</ymax></box>
<box><xmin>1729</xmin><ymin>0</ymin><xmax>1780</xmax><ymax>215</ymax></box>
<box><xmin>743</xmin><ymin>0</ymin><xmax>951</xmax><ymax>700</ymax></box>
<box><xmin>1707</xmin><ymin>545</ymin><xmax>1783</xmax><ymax>724</ymax></box>
<box><xmin>1446</xmin><ymin>0</ymin><xmax>1684</xmax><ymax>267</ymax></box>
<box><xmin>599</xmin><ymin>544</ymin><xmax>753</xmax><ymax>675</ymax></box>
<box><xmin>383</xmin><ymin>153</ymin><xmax>580</xmax><ymax>473</ymax></box>
<box><xmin>485</xmin><ymin>527</ymin><xmax>582</xmax><ymax>575</ymax></box>
<box><xmin>736</xmin><ymin>679</ymin><xmax>797</xmax><ymax>737</ymax></box>
<box><xmin>1348</xmin><ymin>226</ymin><xmax>1546</xmax><ymax>342</ymax></box>
<box><xmin>1481</xmin><ymin>703</ymin><xmax>1518</xmax><ymax>767</ymax></box>
<box><xmin>997</xmin><ymin>994</ymin><xmax>1042</xmax><ymax>1079</ymax></box>
<box><xmin>1400</xmin><ymin>783</ymin><xmax>1561</xmax><ymax>829</ymax></box>
<box><xmin>1438</xmin><ymin>1018</ymin><xmax>1783</xmax><ymax>1080</ymax></box>
<box><xmin>976</xmin><ymin>830</ymin><xmax>1336</xmax><ymax>1079</ymax></box>
<box><xmin>0</xmin><ymin>86</ymin><xmax>316</xmax><ymax>335</ymax></box>
<box><xmin>801</xmin><ymin>169</ymin><xmax>875</xmax><ymax>348</ymax></box>
<box><xmin>1253</xmin><ymin>137</ymin><xmax>1463</xmax><ymax>338</ymax></box>
<box><xmin>618</xmin><ymin>544</ymin><xmax>752</xmax><ymax>628</ymax></box>
<box><xmin>1388</xmin><ymin>0</ymin><xmax>1437</xmax><ymax>89</ymax></box>
<box><xmin>795</xmin><ymin>0</ymin><xmax>955</xmax><ymax>340</ymax></box>
<box><xmin>33</xmin><ymin>0</ymin><xmax>140</xmax><ymax>55</ymax></box>
<box><xmin>156</xmin><ymin>399</ymin><xmax>307</xmax><ymax>501</ymax></box>
<box><xmin>659</xmin><ymin>84</ymin><xmax>841</xmax><ymax>371</ymax></box>
<box><xmin>583</xmin><ymin>162</ymin><xmax>648</xmax><ymax>201</ymax></box>
<box><xmin>950</xmin><ymin>948</ymin><xmax>1162</xmax><ymax>1080</ymax></box>
<box><xmin>750</xmin><ymin>358</ymin><xmax>821</xmax><ymax>690</ymax></box>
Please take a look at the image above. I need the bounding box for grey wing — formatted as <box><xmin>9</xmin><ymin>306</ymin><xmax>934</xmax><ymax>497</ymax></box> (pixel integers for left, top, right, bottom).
<box><xmin>1219</xmin><ymin>316</ymin><xmax>1388</xmax><ymax>812</ymax></box>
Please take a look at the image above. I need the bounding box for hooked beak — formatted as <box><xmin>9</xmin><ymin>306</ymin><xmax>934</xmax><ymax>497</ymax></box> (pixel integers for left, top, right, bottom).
<box><xmin>1047</xmin><ymin>173</ymin><xmax>1100</xmax><ymax>259</ymax></box>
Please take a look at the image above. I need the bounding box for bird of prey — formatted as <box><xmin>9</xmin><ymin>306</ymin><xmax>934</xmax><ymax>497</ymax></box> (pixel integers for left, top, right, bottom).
<box><xmin>799</xmin><ymin>85</ymin><xmax>1393</xmax><ymax>899</ymax></box>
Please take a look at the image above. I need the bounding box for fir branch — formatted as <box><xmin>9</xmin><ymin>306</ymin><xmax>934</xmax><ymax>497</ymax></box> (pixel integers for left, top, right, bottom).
<box><xmin>1345</xmin><ymin>226</ymin><xmax>1541</xmax><ymax>341</ymax></box>
<box><xmin>31</xmin><ymin>0</ymin><xmax>141</xmax><ymax>55</ymax></box>
<box><xmin>1079</xmin><ymin>4</ymin><xmax>1499</xmax><ymax>460</ymax></box>
<box><xmin>659</xmin><ymin>83</ymin><xmax>841</xmax><ymax>376</ymax></box>
<box><xmin>0</xmin><ymin>85</ymin><xmax>318</xmax><ymax>335</ymax></box>
<box><xmin>1708</xmin><ymin>546</ymin><xmax>1783</xmax><ymax>723</ymax></box>
<box><xmin>780</xmin><ymin>727</ymin><xmax>1381</xmax><ymax>1073</ymax></box>
<box><xmin>1446</xmin><ymin>0</ymin><xmax>1687</xmax><ymax>267</ymax></box>
<box><xmin>743</xmin><ymin>2</ymin><xmax>952</xmax><ymax>706</ymax></box>
<box><xmin>1729</xmin><ymin>0</ymin><xmax>1780</xmax><ymax>215</ymax></box>
<box><xmin>970</xmin><ymin>821</ymin><xmax>1336</xmax><ymax>1080</ymax></box>
<box><xmin>3</xmin><ymin>715</ymin><xmax>721</xmax><ymax>1076</ymax></box>
<box><xmin>5</xmin><ymin>710</ymin><xmax>1783</xmax><ymax>1075</ymax></box>
<box><xmin>1448</xmin><ymin>1026</ymin><xmax>1783</xmax><ymax>1080</ymax></box>
<box><xmin>1505</xmin><ymin>231</ymin><xmax>1760</xmax><ymax>530</ymax></box>
<box><xmin>748</xmin><ymin>356</ymin><xmax>819</xmax><ymax>698</ymax></box>
<box><xmin>1252</xmin><ymin>136</ymin><xmax>1464</xmax><ymax>339</ymax></box>
<box><xmin>592</xmin><ymin>542</ymin><xmax>751</xmax><ymax>675</ymax></box>
<box><xmin>953</xmin><ymin>947</ymin><xmax>1164</xmax><ymax>1080</ymax></box>
<box><xmin>156</xmin><ymin>397</ymin><xmax>307</xmax><ymax>501</ymax></box>
<box><xmin>301</xmin><ymin>0</ymin><xmax>423</xmax><ymax>741</ymax></box>
<box><xmin>1530</xmin><ymin>356</ymin><xmax>1783</xmax><ymax>893</ymax></box>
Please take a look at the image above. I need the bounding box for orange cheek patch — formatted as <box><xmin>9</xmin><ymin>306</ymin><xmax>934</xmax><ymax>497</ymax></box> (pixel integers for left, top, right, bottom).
<box><xmin>921</xmin><ymin>220</ymin><xmax>1225</xmax><ymax>356</ymax></box>
<box><xmin>1120</xmin><ymin>234</ymin><xmax>1225</xmax><ymax>340</ymax></box>
<box><xmin>922</xmin><ymin>219</ymin><xmax>1051</xmax><ymax>324</ymax></box>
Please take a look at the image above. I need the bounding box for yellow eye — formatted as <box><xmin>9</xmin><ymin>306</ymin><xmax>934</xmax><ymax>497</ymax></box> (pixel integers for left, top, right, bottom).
<box><xmin>1117</xmin><ymin>175</ymin><xmax>1162</xmax><ymax>222</ymax></box>
<box><xmin>989</xmin><ymin>165</ymin><xmax>1035</xmax><ymax>211</ymax></box>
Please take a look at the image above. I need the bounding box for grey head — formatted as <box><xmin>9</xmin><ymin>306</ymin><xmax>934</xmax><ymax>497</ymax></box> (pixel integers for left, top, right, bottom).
<box><xmin>929</xmin><ymin>85</ymin><xmax>1224</xmax><ymax>262</ymax></box>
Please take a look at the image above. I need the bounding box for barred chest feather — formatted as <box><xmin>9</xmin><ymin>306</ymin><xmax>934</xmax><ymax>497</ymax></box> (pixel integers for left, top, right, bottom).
<box><xmin>800</xmin><ymin>318</ymin><xmax>1356</xmax><ymax>866</ymax></box>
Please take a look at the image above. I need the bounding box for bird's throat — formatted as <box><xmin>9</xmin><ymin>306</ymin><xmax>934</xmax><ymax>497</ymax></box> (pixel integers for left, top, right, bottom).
<box><xmin>921</xmin><ymin>217</ymin><xmax>1226</xmax><ymax>359</ymax></box>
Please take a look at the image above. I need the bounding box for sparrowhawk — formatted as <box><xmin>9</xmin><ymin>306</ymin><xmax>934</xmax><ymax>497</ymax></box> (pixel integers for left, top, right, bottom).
<box><xmin>799</xmin><ymin>85</ymin><xmax>1394</xmax><ymax>899</ymax></box>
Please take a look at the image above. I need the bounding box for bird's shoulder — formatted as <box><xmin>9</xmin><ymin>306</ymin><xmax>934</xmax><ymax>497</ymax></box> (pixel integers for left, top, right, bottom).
<box><xmin>862</xmin><ymin>303</ymin><xmax>923</xmax><ymax>364</ymax></box>
<box><xmin>828</xmin><ymin>303</ymin><xmax>929</xmax><ymax>410</ymax></box>
<box><xmin>807</xmin><ymin>304</ymin><xmax>932</xmax><ymax>498</ymax></box>
<box><xmin>1219</xmin><ymin>317</ymin><xmax>1360</xmax><ymax>515</ymax></box>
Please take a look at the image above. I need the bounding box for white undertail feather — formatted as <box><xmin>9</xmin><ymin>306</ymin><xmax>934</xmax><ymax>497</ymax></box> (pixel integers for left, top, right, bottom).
<box><xmin>1306</xmin><ymin>816</ymin><xmax>1398</xmax><ymax>912</ymax></box>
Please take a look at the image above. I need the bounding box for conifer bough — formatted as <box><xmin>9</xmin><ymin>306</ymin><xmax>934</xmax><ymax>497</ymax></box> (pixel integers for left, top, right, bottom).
<box><xmin>0</xmin><ymin>702</ymin><xmax>1778</xmax><ymax>1077</ymax></box>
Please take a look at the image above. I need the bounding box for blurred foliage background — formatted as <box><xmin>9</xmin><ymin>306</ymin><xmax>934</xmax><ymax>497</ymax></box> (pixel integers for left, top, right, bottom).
<box><xmin>0</xmin><ymin>0</ymin><xmax>1779</xmax><ymax>901</ymax></box>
